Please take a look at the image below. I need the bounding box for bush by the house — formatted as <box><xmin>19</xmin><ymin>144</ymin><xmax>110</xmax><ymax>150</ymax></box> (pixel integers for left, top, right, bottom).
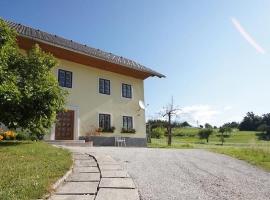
<box><xmin>0</xmin><ymin>129</ymin><xmax>16</xmax><ymax>141</ymax></box>
<box><xmin>15</xmin><ymin>131</ymin><xmax>29</xmax><ymax>140</ymax></box>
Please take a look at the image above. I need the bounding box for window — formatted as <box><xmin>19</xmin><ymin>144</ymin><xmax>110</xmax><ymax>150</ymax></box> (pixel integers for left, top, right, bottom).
<box><xmin>123</xmin><ymin>116</ymin><xmax>133</xmax><ymax>130</ymax></box>
<box><xmin>99</xmin><ymin>114</ymin><xmax>111</xmax><ymax>130</ymax></box>
<box><xmin>58</xmin><ymin>69</ymin><xmax>72</xmax><ymax>88</ymax></box>
<box><xmin>99</xmin><ymin>78</ymin><xmax>110</xmax><ymax>95</ymax></box>
<box><xmin>122</xmin><ymin>83</ymin><xmax>132</xmax><ymax>98</ymax></box>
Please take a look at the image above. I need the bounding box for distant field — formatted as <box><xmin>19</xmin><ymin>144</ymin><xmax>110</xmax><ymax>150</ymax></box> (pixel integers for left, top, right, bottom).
<box><xmin>149</xmin><ymin>127</ymin><xmax>268</xmax><ymax>146</ymax></box>
<box><xmin>148</xmin><ymin>128</ymin><xmax>270</xmax><ymax>171</ymax></box>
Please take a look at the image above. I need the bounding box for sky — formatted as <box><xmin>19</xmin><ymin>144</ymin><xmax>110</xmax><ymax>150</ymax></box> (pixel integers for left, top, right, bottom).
<box><xmin>1</xmin><ymin>0</ymin><xmax>270</xmax><ymax>126</ymax></box>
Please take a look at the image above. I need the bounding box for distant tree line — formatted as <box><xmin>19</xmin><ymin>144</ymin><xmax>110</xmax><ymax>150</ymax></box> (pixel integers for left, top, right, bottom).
<box><xmin>148</xmin><ymin>111</ymin><xmax>270</xmax><ymax>133</ymax></box>
<box><xmin>147</xmin><ymin>120</ymin><xmax>191</xmax><ymax>132</ymax></box>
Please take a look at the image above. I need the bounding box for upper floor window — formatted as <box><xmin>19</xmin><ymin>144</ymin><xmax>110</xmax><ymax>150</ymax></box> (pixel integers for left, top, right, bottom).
<box><xmin>122</xmin><ymin>83</ymin><xmax>132</xmax><ymax>98</ymax></box>
<box><xmin>123</xmin><ymin>116</ymin><xmax>133</xmax><ymax>130</ymax></box>
<box><xmin>58</xmin><ymin>69</ymin><xmax>72</xmax><ymax>88</ymax></box>
<box><xmin>99</xmin><ymin>114</ymin><xmax>111</xmax><ymax>130</ymax></box>
<box><xmin>99</xmin><ymin>78</ymin><xmax>110</xmax><ymax>95</ymax></box>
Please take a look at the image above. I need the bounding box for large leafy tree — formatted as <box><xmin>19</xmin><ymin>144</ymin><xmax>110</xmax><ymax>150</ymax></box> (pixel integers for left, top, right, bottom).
<box><xmin>0</xmin><ymin>19</ymin><xmax>67</xmax><ymax>137</ymax></box>
<box><xmin>239</xmin><ymin>112</ymin><xmax>262</xmax><ymax>131</ymax></box>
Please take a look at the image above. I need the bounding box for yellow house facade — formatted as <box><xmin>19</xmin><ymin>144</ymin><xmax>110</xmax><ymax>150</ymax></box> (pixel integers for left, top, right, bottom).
<box><xmin>9</xmin><ymin>20</ymin><xmax>165</xmax><ymax>146</ymax></box>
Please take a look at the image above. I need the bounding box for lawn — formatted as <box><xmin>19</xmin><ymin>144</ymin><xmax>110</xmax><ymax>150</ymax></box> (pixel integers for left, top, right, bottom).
<box><xmin>148</xmin><ymin>128</ymin><xmax>270</xmax><ymax>171</ymax></box>
<box><xmin>0</xmin><ymin>141</ymin><xmax>72</xmax><ymax>200</ymax></box>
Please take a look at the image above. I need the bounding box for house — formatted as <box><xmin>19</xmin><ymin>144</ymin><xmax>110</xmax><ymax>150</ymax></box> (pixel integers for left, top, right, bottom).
<box><xmin>8</xmin><ymin>20</ymin><xmax>165</xmax><ymax>146</ymax></box>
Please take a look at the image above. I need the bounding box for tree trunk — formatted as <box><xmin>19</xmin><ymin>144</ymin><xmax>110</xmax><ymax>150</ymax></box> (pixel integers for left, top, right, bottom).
<box><xmin>147</xmin><ymin>123</ymin><xmax>151</xmax><ymax>143</ymax></box>
<box><xmin>221</xmin><ymin>132</ymin><xmax>224</xmax><ymax>145</ymax></box>
<box><xmin>168</xmin><ymin>113</ymin><xmax>172</xmax><ymax>146</ymax></box>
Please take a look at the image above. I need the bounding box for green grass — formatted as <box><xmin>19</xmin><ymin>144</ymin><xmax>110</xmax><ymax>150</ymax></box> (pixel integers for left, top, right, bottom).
<box><xmin>152</xmin><ymin>128</ymin><xmax>268</xmax><ymax>145</ymax></box>
<box><xmin>148</xmin><ymin>128</ymin><xmax>270</xmax><ymax>171</ymax></box>
<box><xmin>0</xmin><ymin>141</ymin><xmax>72</xmax><ymax>200</ymax></box>
<box><xmin>149</xmin><ymin>141</ymin><xmax>194</xmax><ymax>149</ymax></box>
<box><xmin>211</xmin><ymin>146</ymin><xmax>270</xmax><ymax>171</ymax></box>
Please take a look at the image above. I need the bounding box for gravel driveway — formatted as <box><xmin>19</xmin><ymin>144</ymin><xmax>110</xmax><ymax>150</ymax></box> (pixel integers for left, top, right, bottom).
<box><xmin>67</xmin><ymin>147</ymin><xmax>270</xmax><ymax>200</ymax></box>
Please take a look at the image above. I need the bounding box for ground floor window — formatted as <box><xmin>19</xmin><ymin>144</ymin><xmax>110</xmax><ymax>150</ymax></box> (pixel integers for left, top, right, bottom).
<box><xmin>123</xmin><ymin>116</ymin><xmax>133</xmax><ymax>130</ymax></box>
<box><xmin>99</xmin><ymin>114</ymin><xmax>111</xmax><ymax>130</ymax></box>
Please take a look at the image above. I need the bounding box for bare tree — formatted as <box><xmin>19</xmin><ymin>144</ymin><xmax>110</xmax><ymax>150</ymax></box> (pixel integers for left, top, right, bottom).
<box><xmin>160</xmin><ymin>97</ymin><xmax>180</xmax><ymax>146</ymax></box>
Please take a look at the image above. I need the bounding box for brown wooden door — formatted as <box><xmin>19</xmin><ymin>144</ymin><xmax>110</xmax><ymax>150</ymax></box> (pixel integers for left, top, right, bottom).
<box><xmin>55</xmin><ymin>110</ymin><xmax>74</xmax><ymax>140</ymax></box>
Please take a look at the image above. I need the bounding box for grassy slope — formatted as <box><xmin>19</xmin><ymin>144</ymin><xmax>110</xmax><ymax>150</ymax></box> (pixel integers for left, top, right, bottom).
<box><xmin>211</xmin><ymin>146</ymin><xmax>270</xmax><ymax>172</ymax></box>
<box><xmin>0</xmin><ymin>142</ymin><xmax>72</xmax><ymax>200</ymax></box>
<box><xmin>149</xmin><ymin>128</ymin><xmax>270</xmax><ymax>171</ymax></box>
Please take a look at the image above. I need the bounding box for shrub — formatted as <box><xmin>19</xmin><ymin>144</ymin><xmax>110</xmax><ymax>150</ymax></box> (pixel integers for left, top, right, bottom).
<box><xmin>16</xmin><ymin>133</ymin><xmax>26</xmax><ymax>140</ymax></box>
<box><xmin>4</xmin><ymin>130</ymin><xmax>16</xmax><ymax>140</ymax></box>
<box><xmin>256</xmin><ymin>124</ymin><xmax>270</xmax><ymax>140</ymax></box>
<box><xmin>151</xmin><ymin>127</ymin><xmax>164</xmax><ymax>138</ymax></box>
<box><xmin>15</xmin><ymin>130</ymin><xmax>30</xmax><ymax>140</ymax></box>
<box><xmin>198</xmin><ymin>128</ymin><xmax>213</xmax><ymax>143</ymax></box>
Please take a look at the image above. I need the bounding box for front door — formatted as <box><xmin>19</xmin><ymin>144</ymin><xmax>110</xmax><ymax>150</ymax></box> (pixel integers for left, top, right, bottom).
<box><xmin>55</xmin><ymin>110</ymin><xmax>74</xmax><ymax>140</ymax></box>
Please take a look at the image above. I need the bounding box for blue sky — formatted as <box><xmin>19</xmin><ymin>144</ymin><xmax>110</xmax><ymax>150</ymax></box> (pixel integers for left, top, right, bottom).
<box><xmin>1</xmin><ymin>0</ymin><xmax>270</xmax><ymax>126</ymax></box>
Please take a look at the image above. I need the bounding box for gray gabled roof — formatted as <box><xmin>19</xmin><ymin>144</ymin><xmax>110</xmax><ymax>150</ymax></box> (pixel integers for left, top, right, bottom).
<box><xmin>6</xmin><ymin>20</ymin><xmax>165</xmax><ymax>78</ymax></box>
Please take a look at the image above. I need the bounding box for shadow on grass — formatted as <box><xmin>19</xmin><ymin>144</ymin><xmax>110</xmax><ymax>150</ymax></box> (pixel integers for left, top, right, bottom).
<box><xmin>0</xmin><ymin>140</ymin><xmax>33</xmax><ymax>147</ymax></box>
<box><xmin>256</xmin><ymin>132</ymin><xmax>270</xmax><ymax>141</ymax></box>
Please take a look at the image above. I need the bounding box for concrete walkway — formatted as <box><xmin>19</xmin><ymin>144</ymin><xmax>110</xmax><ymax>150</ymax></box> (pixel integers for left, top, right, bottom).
<box><xmin>49</xmin><ymin>150</ymin><xmax>140</xmax><ymax>200</ymax></box>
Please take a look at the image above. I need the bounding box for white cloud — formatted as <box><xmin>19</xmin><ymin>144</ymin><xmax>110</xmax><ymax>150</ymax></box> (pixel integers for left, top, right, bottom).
<box><xmin>154</xmin><ymin>104</ymin><xmax>239</xmax><ymax>127</ymax></box>
<box><xmin>175</xmin><ymin>105</ymin><xmax>220</xmax><ymax>126</ymax></box>
<box><xmin>224</xmin><ymin>106</ymin><xmax>232</xmax><ymax>111</ymax></box>
<box><xmin>231</xmin><ymin>17</ymin><xmax>266</xmax><ymax>54</ymax></box>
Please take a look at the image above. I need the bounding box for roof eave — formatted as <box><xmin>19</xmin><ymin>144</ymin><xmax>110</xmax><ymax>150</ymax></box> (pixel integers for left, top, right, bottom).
<box><xmin>18</xmin><ymin>34</ymin><xmax>166</xmax><ymax>79</ymax></box>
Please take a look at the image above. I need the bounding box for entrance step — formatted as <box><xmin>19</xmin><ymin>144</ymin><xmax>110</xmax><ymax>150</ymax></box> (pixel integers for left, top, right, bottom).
<box><xmin>45</xmin><ymin>140</ymin><xmax>93</xmax><ymax>147</ymax></box>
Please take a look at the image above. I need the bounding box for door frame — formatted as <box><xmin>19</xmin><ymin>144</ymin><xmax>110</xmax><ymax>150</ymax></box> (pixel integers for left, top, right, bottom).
<box><xmin>50</xmin><ymin>105</ymin><xmax>80</xmax><ymax>140</ymax></box>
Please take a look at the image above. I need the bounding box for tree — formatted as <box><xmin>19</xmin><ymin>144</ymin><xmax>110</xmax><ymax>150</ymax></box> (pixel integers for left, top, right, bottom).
<box><xmin>181</xmin><ymin>121</ymin><xmax>191</xmax><ymax>127</ymax></box>
<box><xmin>198</xmin><ymin>128</ymin><xmax>213</xmax><ymax>143</ymax></box>
<box><xmin>204</xmin><ymin>123</ymin><xmax>212</xmax><ymax>129</ymax></box>
<box><xmin>0</xmin><ymin>19</ymin><xmax>67</xmax><ymax>137</ymax></box>
<box><xmin>147</xmin><ymin>119</ymin><xmax>168</xmax><ymax>131</ymax></box>
<box><xmin>218</xmin><ymin>127</ymin><xmax>232</xmax><ymax>145</ymax></box>
<box><xmin>222</xmin><ymin>121</ymin><xmax>239</xmax><ymax>129</ymax></box>
<box><xmin>257</xmin><ymin>124</ymin><xmax>270</xmax><ymax>140</ymax></box>
<box><xmin>239</xmin><ymin>112</ymin><xmax>262</xmax><ymax>131</ymax></box>
<box><xmin>160</xmin><ymin>97</ymin><xmax>179</xmax><ymax>146</ymax></box>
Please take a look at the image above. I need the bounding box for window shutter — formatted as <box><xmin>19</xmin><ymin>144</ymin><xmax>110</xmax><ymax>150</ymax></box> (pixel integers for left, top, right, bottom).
<box><xmin>59</xmin><ymin>70</ymin><xmax>66</xmax><ymax>87</ymax></box>
<box><xmin>99</xmin><ymin>79</ymin><xmax>104</xmax><ymax>93</ymax></box>
<box><xmin>105</xmin><ymin>80</ymin><xmax>110</xmax><ymax>94</ymax></box>
<box><xmin>65</xmin><ymin>71</ymin><xmax>72</xmax><ymax>88</ymax></box>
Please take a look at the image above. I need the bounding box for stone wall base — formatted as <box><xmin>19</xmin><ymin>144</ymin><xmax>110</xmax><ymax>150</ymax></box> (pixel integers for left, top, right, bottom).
<box><xmin>79</xmin><ymin>136</ymin><xmax>147</xmax><ymax>147</ymax></box>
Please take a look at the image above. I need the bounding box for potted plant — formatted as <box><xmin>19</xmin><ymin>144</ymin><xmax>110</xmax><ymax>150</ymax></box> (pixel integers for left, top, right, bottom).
<box><xmin>121</xmin><ymin>128</ymin><xmax>136</xmax><ymax>134</ymax></box>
